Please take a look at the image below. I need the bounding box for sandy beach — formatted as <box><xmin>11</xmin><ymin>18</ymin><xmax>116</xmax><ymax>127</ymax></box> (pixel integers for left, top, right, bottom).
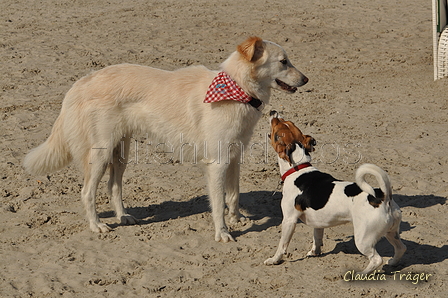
<box><xmin>1</xmin><ymin>0</ymin><xmax>447</xmax><ymax>297</ymax></box>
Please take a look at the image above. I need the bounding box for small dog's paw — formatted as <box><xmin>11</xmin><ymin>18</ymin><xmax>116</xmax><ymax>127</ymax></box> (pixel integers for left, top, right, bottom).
<box><xmin>387</xmin><ymin>258</ymin><xmax>399</xmax><ymax>266</ymax></box>
<box><xmin>90</xmin><ymin>222</ymin><xmax>112</xmax><ymax>233</ymax></box>
<box><xmin>120</xmin><ymin>214</ymin><xmax>139</xmax><ymax>225</ymax></box>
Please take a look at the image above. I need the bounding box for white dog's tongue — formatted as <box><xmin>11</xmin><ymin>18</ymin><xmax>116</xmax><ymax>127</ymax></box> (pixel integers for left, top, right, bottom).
<box><xmin>204</xmin><ymin>72</ymin><xmax>252</xmax><ymax>104</ymax></box>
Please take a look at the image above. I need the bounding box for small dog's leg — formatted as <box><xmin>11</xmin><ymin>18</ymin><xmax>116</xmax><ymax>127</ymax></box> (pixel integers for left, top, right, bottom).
<box><xmin>354</xmin><ymin>234</ymin><xmax>383</xmax><ymax>274</ymax></box>
<box><xmin>225</xmin><ymin>158</ymin><xmax>245</xmax><ymax>224</ymax></box>
<box><xmin>264</xmin><ymin>217</ymin><xmax>297</xmax><ymax>265</ymax></box>
<box><xmin>109</xmin><ymin>140</ymin><xmax>138</xmax><ymax>226</ymax></box>
<box><xmin>385</xmin><ymin>231</ymin><xmax>406</xmax><ymax>266</ymax></box>
<box><xmin>385</xmin><ymin>204</ymin><xmax>406</xmax><ymax>266</ymax></box>
<box><xmin>207</xmin><ymin>163</ymin><xmax>234</xmax><ymax>242</ymax></box>
<box><xmin>81</xmin><ymin>152</ymin><xmax>111</xmax><ymax>233</ymax></box>
<box><xmin>307</xmin><ymin>228</ymin><xmax>324</xmax><ymax>256</ymax></box>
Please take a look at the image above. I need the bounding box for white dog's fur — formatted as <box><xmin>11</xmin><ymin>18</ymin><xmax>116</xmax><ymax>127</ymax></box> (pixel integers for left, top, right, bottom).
<box><xmin>264</xmin><ymin>112</ymin><xmax>406</xmax><ymax>273</ymax></box>
<box><xmin>23</xmin><ymin>37</ymin><xmax>308</xmax><ymax>242</ymax></box>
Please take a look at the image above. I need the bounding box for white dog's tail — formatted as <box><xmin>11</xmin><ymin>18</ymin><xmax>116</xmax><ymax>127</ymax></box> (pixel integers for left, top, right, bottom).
<box><xmin>355</xmin><ymin>163</ymin><xmax>392</xmax><ymax>203</ymax></box>
<box><xmin>23</xmin><ymin>113</ymin><xmax>72</xmax><ymax>175</ymax></box>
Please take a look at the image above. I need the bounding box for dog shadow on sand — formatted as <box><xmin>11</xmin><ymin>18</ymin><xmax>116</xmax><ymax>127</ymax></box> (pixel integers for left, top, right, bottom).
<box><xmin>99</xmin><ymin>190</ymin><xmax>285</xmax><ymax>231</ymax></box>
<box><xmin>99</xmin><ymin>191</ymin><xmax>447</xmax><ymax>269</ymax></box>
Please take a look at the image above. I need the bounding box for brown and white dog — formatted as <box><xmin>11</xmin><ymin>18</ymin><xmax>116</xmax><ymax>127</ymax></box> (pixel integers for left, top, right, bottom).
<box><xmin>264</xmin><ymin>111</ymin><xmax>406</xmax><ymax>273</ymax></box>
<box><xmin>23</xmin><ymin>37</ymin><xmax>308</xmax><ymax>242</ymax></box>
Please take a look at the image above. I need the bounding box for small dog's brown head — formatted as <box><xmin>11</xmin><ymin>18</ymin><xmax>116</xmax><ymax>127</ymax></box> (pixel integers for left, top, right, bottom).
<box><xmin>269</xmin><ymin>111</ymin><xmax>316</xmax><ymax>163</ymax></box>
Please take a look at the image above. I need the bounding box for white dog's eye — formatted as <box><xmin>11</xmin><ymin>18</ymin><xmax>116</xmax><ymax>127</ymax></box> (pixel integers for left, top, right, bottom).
<box><xmin>280</xmin><ymin>59</ymin><xmax>287</xmax><ymax>65</ymax></box>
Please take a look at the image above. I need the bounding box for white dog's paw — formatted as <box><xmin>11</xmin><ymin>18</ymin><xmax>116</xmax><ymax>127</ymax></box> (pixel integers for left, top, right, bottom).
<box><xmin>90</xmin><ymin>222</ymin><xmax>112</xmax><ymax>233</ymax></box>
<box><xmin>215</xmin><ymin>229</ymin><xmax>235</xmax><ymax>243</ymax></box>
<box><xmin>264</xmin><ymin>257</ymin><xmax>281</xmax><ymax>265</ymax></box>
<box><xmin>306</xmin><ymin>250</ymin><xmax>321</xmax><ymax>257</ymax></box>
<box><xmin>120</xmin><ymin>214</ymin><xmax>139</xmax><ymax>225</ymax></box>
<box><xmin>228</xmin><ymin>213</ymin><xmax>247</xmax><ymax>225</ymax></box>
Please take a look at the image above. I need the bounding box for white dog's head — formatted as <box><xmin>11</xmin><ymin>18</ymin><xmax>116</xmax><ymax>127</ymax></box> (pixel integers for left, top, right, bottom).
<box><xmin>221</xmin><ymin>37</ymin><xmax>308</xmax><ymax>102</ymax></box>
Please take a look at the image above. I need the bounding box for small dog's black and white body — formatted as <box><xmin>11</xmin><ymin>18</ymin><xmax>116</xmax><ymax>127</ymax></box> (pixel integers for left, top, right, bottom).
<box><xmin>264</xmin><ymin>112</ymin><xmax>406</xmax><ymax>273</ymax></box>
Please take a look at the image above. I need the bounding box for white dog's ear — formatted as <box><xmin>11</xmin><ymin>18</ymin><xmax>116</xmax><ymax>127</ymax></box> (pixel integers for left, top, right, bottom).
<box><xmin>237</xmin><ymin>36</ymin><xmax>265</xmax><ymax>62</ymax></box>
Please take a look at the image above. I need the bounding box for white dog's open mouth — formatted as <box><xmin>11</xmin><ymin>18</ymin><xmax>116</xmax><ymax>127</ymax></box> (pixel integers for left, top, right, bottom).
<box><xmin>275</xmin><ymin>79</ymin><xmax>297</xmax><ymax>93</ymax></box>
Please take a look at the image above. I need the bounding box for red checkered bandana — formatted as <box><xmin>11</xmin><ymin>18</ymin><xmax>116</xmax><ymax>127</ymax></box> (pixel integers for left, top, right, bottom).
<box><xmin>204</xmin><ymin>71</ymin><xmax>252</xmax><ymax>104</ymax></box>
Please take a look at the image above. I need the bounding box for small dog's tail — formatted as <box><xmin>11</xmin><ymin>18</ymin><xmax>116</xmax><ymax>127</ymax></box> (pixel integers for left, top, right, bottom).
<box><xmin>355</xmin><ymin>163</ymin><xmax>392</xmax><ymax>202</ymax></box>
<box><xmin>23</xmin><ymin>113</ymin><xmax>72</xmax><ymax>176</ymax></box>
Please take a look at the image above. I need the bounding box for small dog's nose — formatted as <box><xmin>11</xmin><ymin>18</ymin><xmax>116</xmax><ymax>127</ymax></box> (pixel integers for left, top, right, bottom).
<box><xmin>270</xmin><ymin>110</ymin><xmax>278</xmax><ymax>117</ymax></box>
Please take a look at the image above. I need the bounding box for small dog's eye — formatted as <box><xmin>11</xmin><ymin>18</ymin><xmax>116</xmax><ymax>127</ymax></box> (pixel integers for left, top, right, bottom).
<box><xmin>280</xmin><ymin>59</ymin><xmax>287</xmax><ymax>65</ymax></box>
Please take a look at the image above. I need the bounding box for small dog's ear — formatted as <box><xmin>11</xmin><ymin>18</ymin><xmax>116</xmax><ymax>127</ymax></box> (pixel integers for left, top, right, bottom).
<box><xmin>285</xmin><ymin>143</ymin><xmax>296</xmax><ymax>163</ymax></box>
<box><xmin>303</xmin><ymin>136</ymin><xmax>316</xmax><ymax>152</ymax></box>
<box><xmin>274</xmin><ymin>143</ymin><xmax>291</xmax><ymax>163</ymax></box>
<box><xmin>237</xmin><ymin>36</ymin><xmax>264</xmax><ymax>62</ymax></box>
<box><xmin>278</xmin><ymin>149</ymin><xmax>291</xmax><ymax>163</ymax></box>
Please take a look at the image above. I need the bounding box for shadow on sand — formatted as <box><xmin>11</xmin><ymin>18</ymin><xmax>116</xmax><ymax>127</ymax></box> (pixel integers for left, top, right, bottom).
<box><xmin>99</xmin><ymin>191</ymin><xmax>447</xmax><ymax>269</ymax></box>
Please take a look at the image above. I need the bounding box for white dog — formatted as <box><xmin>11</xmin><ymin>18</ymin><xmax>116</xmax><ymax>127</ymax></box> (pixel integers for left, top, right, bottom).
<box><xmin>23</xmin><ymin>37</ymin><xmax>308</xmax><ymax>242</ymax></box>
<box><xmin>264</xmin><ymin>111</ymin><xmax>406</xmax><ymax>273</ymax></box>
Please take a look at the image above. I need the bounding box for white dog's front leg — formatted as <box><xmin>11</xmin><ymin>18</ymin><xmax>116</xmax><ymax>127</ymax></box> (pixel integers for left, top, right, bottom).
<box><xmin>264</xmin><ymin>218</ymin><xmax>297</xmax><ymax>265</ymax></box>
<box><xmin>206</xmin><ymin>163</ymin><xmax>234</xmax><ymax>242</ymax></box>
<box><xmin>225</xmin><ymin>158</ymin><xmax>246</xmax><ymax>224</ymax></box>
<box><xmin>306</xmin><ymin>228</ymin><xmax>324</xmax><ymax>256</ymax></box>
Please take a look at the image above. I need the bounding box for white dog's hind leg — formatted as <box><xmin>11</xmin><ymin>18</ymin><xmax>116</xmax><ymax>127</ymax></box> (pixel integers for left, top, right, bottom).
<box><xmin>81</xmin><ymin>150</ymin><xmax>111</xmax><ymax>233</ymax></box>
<box><xmin>108</xmin><ymin>139</ymin><xmax>138</xmax><ymax>225</ymax></box>
<box><xmin>206</xmin><ymin>163</ymin><xmax>234</xmax><ymax>242</ymax></box>
<box><xmin>307</xmin><ymin>228</ymin><xmax>324</xmax><ymax>256</ymax></box>
<box><xmin>225</xmin><ymin>158</ymin><xmax>245</xmax><ymax>224</ymax></box>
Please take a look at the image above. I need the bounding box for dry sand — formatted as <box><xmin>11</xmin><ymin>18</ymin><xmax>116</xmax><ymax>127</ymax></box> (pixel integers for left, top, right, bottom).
<box><xmin>1</xmin><ymin>0</ymin><xmax>448</xmax><ymax>297</ymax></box>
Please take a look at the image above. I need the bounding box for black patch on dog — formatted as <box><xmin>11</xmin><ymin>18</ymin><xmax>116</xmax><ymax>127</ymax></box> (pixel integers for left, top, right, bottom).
<box><xmin>374</xmin><ymin>188</ymin><xmax>385</xmax><ymax>199</ymax></box>
<box><xmin>344</xmin><ymin>183</ymin><xmax>362</xmax><ymax>197</ymax></box>
<box><xmin>344</xmin><ymin>183</ymin><xmax>385</xmax><ymax>208</ymax></box>
<box><xmin>369</xmin><ymin>188</ymin><xmax>385</xmax><ymax>208</ymax></box>
<box><xmin>294</xmin><ymin>171</ymin><xmax>338</xmax><ymax>211</ymax></box>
